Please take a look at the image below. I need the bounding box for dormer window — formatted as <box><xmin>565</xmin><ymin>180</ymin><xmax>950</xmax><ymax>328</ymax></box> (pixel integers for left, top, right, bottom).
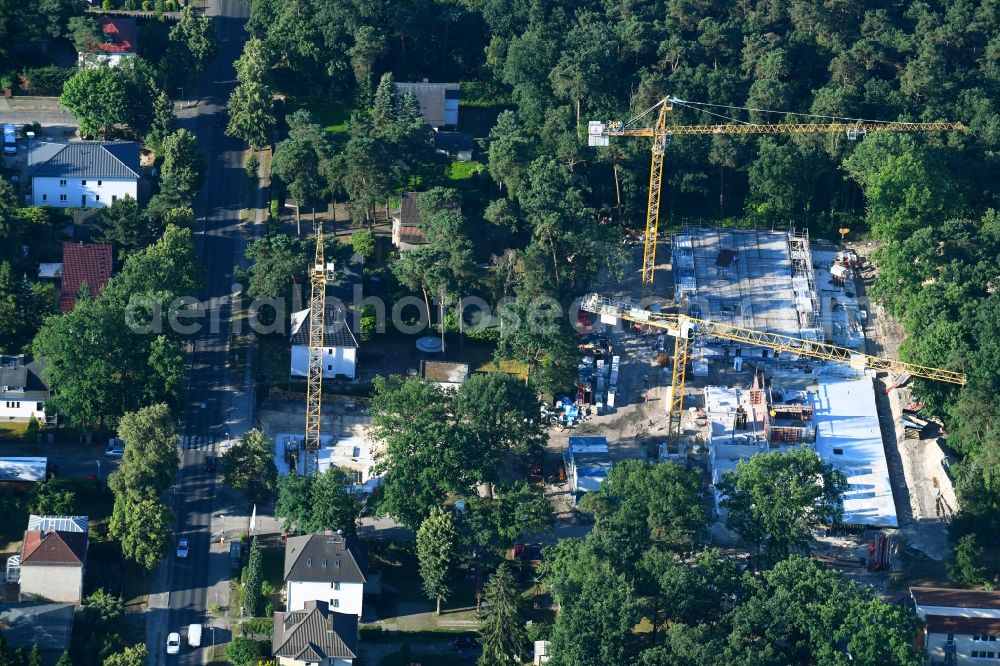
<box><xmin>307</xmin><ymin>558</ymin><xmax>312</xmax><ymax>566</ymax></box>
<box><xmin>322</xmin><ymin>559</ymin><xmax>328</xmax><ymax>567</ymax></box>
<box><xmin>335</xmin><ymin>559</ymin><xmax>340</xmax><ymax>567</ymax></box>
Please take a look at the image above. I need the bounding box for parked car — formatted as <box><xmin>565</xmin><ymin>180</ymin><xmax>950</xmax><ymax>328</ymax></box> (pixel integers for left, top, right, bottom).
<box><xmin>176</xmin><ymin>538</ymin><xmax>189</xmax><ymax>559</ymax></box>
<box><xmin>203</xmin><ymin>456</ymin><xmax>216</xmax><ymax>473</ymax></box>
<box><xmin>3</xmin><ymin>124</ymin><xmax>15</xmax><ymax>156</ymax></box>
<box><xmin>166</xmin><ymin>632</ymin><xmax>181</xmax><ymax>655</ymax></box>
<box><xmin>104</xmin><ymin>439</ymin><xmax>125</xmax><ymax>457</ymax></box>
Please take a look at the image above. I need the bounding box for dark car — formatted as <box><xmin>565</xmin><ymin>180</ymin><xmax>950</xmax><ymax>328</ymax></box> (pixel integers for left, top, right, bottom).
<box><xmin>203</xmin><ymin>456</ymin><xmax>216</xmax><ymax>473</ymax></box>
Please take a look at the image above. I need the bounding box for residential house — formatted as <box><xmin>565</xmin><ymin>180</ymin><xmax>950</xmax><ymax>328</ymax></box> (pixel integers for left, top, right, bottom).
<box><xmin>78</xmin><ymin>17</ymin><xmax>138</xmax><ymax>68</ymax></box>
<box><xmin>31</xmin><ymin>141</ymin><xmax>140</xmax><ymax>209</ymax></box>
<box><xmin>0</xmin><ymin>457</ymin><xmax>47</xmax><ymax>493</ymax></box>
<box><xmin>0</xmin><ymin>603</ymin><xmax>74</xmax><ymax>666</ymax></box>
<box><xmin>0</xmin><ymin>355</ymin><xmax>49</xmax><ymax>421</ymax></box>
<box><xmin>420</xmin><ymin>360</ymin><xmax>469</xmax><ymax>390</ymax></box>
<box><xmin>564</xmin><ymin>436</ymin><xmax>612</xmax><ymax>494</ymax></box>
<box><xmin>60</xmin><ymin>242</ymin><xmax>113</xmax><ymax>312</ymax></box>
<box><xmin>912</xmin><ymin>587</ymin><xmax>1000</xmax><ymax>665</ymax></box>
<box><xmin>393</xmin><ymin>81</ymin><xmax>460</xmax><ymax>129</ymax></box>
<box><xmin>18</xmin><ymin>516</ymin><xmax>89</xmax><ymax>604</ymax></box>
<box><xmin>391</xmin><ymin>191</ymin><xmax>428</xmax><ymax>251</ymax></box>
<box><xmin>284</xmin><ymin>531</ymin><xmax>371</xmax><ymax>616</ymax></box>
<box><xmin>272</xmin><ymin>600</ymin><xmax>358</xmax><ymax>666</ymax></box>
<box><xmin>289</xmin><ymin>304</ymin><xmax>359</xmax><ymax>380</ymax></box>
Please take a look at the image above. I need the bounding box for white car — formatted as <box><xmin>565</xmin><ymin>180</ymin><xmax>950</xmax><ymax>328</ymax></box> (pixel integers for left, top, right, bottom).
<box><xmin>166</xmin><ymin>632</ymin><xmax>181</xmax><ymax>655</ymax></box>
<box><xmin>176</xmin><ymin>538</ymin><xmax>189</xmax><ymax>559</ymax></box>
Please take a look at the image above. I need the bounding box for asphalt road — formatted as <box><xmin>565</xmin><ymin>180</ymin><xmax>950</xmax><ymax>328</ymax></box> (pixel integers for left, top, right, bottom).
<box><xmin>164</xmin><ymin>1</ymin><xmax>250</xmax><ymax>662</ymax></box>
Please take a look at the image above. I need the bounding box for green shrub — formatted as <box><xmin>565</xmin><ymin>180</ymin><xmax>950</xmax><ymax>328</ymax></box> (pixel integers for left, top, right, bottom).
<box><xmin>19</xmin><ymin>66</ymin><xmax>74</xmax><ymax>96</ymax></box>
<box><xmin>351</xmin><ymin>231</ymin><xmax>376</xmax><ymax>261</ymax></box>
<box><xmin>241</xmin><ymin>617</ymin><xmax>273</xmax><ymax>638</ymax></box>
<box><xmin>24</xmin><ymin>415</ymin><xmax>39</xmax><ymax>441</ymax></box>
<box><xmin>360</xmin><ymin>304</ymin><xmax>376</xmax><ymax>342</ymax></box>
<box><xmin>245</xmin><ymin>152</ymin><xmax>260</xmax><ymax>180</ymax></box>
<box><xmin>102</xmin><ymin>0</ymin><xmax>112</xmax><ymax>8</ymax></box>
<box><xmin>225</xmin><ymin>637</ymin><xmax>259</xmax><ymax>666</ymax></box>
<box><xmin>465</xmin><ymin>326</ymin><xmax>500</xmax><ymax>342</ymax></box>
<box><xmin>359</xmin><ymin>624</ymin><xmax>383</xmax><ymax>640</ymax></box>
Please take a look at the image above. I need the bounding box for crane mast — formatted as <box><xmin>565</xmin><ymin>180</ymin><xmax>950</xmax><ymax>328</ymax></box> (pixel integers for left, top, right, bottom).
<box><xmin>593</xmin><ymin>96</ymin><xmax>965</xmax><ymax>298</ymax></box>
<box><xmin>304</xmin><ymin>218</ymin><xmax>326</xmax><ymax>476</ymax></box>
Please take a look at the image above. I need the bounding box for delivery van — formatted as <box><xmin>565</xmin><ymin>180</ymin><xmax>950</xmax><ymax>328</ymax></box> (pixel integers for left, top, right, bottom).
<box><xmin>187</xmin><ymin>623</ymin><xmax>202</xmax><ymax>648</ymax></box>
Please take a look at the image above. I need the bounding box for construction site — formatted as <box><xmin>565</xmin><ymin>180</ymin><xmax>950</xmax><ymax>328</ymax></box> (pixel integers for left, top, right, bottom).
<box><xmin>563</xmin><ymin>222</ymin><xmax>963</xmax><ymax>572</ymax></box>
<box><xmin>257</xmin><ymin>97</ymin><xmax>965</xmax><ymax>575</ymax></box>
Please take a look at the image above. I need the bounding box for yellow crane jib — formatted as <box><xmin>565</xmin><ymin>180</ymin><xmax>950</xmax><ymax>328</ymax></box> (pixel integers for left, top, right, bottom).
<box><xmin>580</xmin><ymin>293</ymin><xmax>966</xmax><ymax>445</ymax></box>
<box><xmin>587</xmin><ymin>96</ymin><xmax>965</xmax><ymax>300</ymax></box>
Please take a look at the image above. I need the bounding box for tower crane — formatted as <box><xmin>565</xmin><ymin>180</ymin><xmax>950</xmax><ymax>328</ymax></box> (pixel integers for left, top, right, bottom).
<box><xmin>303</xmin><ymin>218</ymin><xmax>326</xmax><ymax>476</ymax></box>
<box><xmin>588</xmin><ymin>97</ymin><xmax>965</xmax><ymax>298</ymax></box>
<box><xmin>579</xmin><ymin>294</ymin><xmax>966</xmax><ymax>446</ymax></box>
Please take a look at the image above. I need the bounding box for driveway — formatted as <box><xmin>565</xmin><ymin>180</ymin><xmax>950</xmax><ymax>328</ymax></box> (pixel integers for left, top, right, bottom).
<box><xmin>0</xmin><ymin>96</ymin><xmax>77</xmax><ymax>128</ymax></box>
<box><xmin>1</xmin><ymin>441</ymin><xmax>120</xmax><ymax>479</ymax></box>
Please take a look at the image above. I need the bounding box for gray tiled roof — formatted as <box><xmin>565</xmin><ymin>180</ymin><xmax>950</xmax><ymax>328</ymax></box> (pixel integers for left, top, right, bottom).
<box><xmin>284</xmin><ymin>532</ymin><xmax>367</xmax><ymax>584</ymax></box>
<box><xmin>32</xmin><ymin>141</ymin><xmax>140</xmax><ymax>179</ymax></box>
<box><xmin>0</xmin><ymin>603</ymin><xmax>74</xmax><ymax>655</ymax></box>
<box><xmin>273</xmin><ymin>601</ymin><xmax>358</xmax><ymax>661</ymax></box>
<box><xmin>0</xmin><ymin>356</ymin><xmax>49</xmax><ymax>400</ymax></box>
<box><xmin>289</xmin><ymin>306</ymin><xmax>359</xmax><ymax>349</ymax></box>
<box><xmin>394</xmin><ymin>82</ymin><xmax>459</xmax><ymax>127</ymax></box>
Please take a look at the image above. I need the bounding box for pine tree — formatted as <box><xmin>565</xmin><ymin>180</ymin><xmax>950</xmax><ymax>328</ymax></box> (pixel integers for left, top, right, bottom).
<box><xmin>28</xmin><ymin>644</ymin><xmax>41</xmax><ymax>666</ymax></box>
<box><xmin>55</xmin><ymin>651</ymin><xmax>72</xmax><ymax>666</ymax></box>
<box><xmin>242</xmin><ymin>536</ymin><xmax>263</xmax><ymax>616</ymax></box>
<box><xmin>478</xmin><ymin>564</ymin><xmax>527</xmax><ymax>666</ymax></box>
<box><xmin>416</xmin><ymin>507</ymin><xmax>456</xmax><ymax>615</ymax></box>
<box><xmin>372</xmin><ymin>73</ymin><xmax>397</xmax><ymax>133</ymax></box>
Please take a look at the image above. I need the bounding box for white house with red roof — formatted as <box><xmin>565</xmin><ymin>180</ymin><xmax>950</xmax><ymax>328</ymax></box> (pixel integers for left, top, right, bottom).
<box><xmin>78</xmin><ymin>17</ymin><xmax>138</xmax><ymax>68</ymax></box>
<box><xmin>16</xmin><ymin>516</ymin><xmax>89</xmax><ymax>604</ymax></box>
<box><xmin>912</xmin><ymin>586</ymin><xmax>1000</xmax><ymax>665</ymax></box>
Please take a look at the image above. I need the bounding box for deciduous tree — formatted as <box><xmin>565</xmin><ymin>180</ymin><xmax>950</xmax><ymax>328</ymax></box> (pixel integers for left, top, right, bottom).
<box><xmin>717</xmin><ymin>448</ymin><xmax>847</xmax><ymax>568</ymax></box>
<box><xmin>417</xmin><ymin>507</ymin><xmax>457</xmax><ymax>615</ymax></box>
<box><xmin>30</xmin><ymin>477</ymin><xmax>76</xmax><ymax>515</ymax></box>
<box><xmin>102</xmin><ymin>644</ymin><xmax>147</xmax><ymax>666</ymax></box>
<box><xmin>160</xmin><ymin>129</ymin><xmax>206</xmax><ymax>197</ymax></box>
<box><xmin>221</xmin><ymin>430</ymin><xmax>278</xmax><ymax>499</ymax></box>
<box><xmin>227</xmin><ymin>38</ymin><xmax>275</xmax><ymax>149</ymax></box>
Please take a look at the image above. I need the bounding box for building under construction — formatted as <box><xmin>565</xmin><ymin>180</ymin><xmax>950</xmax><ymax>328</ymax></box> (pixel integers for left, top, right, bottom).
<box><xmin>703</xmin><ymin>373</ymin><xmax>898</xmax><ymax>532</ymax></box>
<box><xmin>671</xmin><ymin>227</ymin><xmax>867</xmax><ymax>373</ymax></box>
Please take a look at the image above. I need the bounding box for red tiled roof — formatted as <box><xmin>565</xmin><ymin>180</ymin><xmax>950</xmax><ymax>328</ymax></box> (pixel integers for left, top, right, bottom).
<box><xmin>926</xmin><ymin>615</ymin><xmax>1000</xmax><ymax>635</ymax></box>
<box><xmin>20</xmin><ymin>530</ymin><xmax>87</xmax><ymax>566</ymax></box>
<box><xmin>96</xmin><ymin>17</ymin><xmax>137</xmax><ymax>55</ymax></box>
<box><xmin>912</xmin><ymin>587</ymin><xmax>1000</xmax><ymax>611</ymax></box>
<box><xmin>60</xmin><ymin>243</ymin><xmax>112</xmax><ymax>312</ymax></box>
<box><xmin>398</xmin><ymin>225</ymin><xmax>426</xmax><ymax>245</ymax></box>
